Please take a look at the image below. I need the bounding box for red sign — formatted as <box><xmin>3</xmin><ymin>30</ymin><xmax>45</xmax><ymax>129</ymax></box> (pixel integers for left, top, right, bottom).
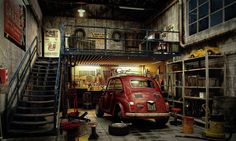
<box><xmin>4</xmin><ymin>0</ymin><xmax>25</xmax><ymax>50</ymax></box>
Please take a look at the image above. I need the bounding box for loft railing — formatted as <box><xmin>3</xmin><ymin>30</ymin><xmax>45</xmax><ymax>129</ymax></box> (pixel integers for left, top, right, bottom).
<box><xmin>55</xmin><ymin>35</ymin><xmax>62</xmax><ymax>130</ymax></box>
<box><xmin>61</xmin><ymin>25</ymin><xmax>180</xmax><ymax>57</ymax></box>
<box><xmin>4</xmin><ymin>37</ymin><xmax>38</xmax><ymax>132</ymax></box>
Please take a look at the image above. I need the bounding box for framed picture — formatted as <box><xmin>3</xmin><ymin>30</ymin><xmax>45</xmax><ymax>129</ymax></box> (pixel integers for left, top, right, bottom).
<box><xmin>4</xmin><ymin>0</ymin><xmax>26</xmax><ymax>50</ymax></box>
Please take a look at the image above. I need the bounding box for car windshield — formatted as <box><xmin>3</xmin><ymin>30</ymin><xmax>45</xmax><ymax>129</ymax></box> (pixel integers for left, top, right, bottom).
<box><xmin>130</xmin><ymin>79</ymin><xmax>155</xmax><ymax>88</ymax></box>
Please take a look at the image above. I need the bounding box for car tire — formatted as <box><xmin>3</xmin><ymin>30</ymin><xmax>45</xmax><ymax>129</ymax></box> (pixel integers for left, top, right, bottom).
<box><xmin>95</xmin><ymin>104</ymin><xmax>104</xmax><ymax>117</ymax></box>
<box><xmin>108</xmin><ymin>123</ymin><xmax>129</xmax><ymax>136</ymax></box>
<box><xmin>155</xmin><ymin>117</ymin><xmax>169</xmax><ymax>127</ymax></box>
<box><xmin>207</xmin><ymin>50</ymin><xmax>213</xmax><ymax>55</ymax></box>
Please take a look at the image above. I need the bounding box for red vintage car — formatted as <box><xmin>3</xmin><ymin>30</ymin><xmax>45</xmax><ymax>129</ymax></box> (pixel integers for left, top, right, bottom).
<box><xmin>96</xmin><ymin>75</ymin><xmax>170</xmax><ymax>125</ymax></box>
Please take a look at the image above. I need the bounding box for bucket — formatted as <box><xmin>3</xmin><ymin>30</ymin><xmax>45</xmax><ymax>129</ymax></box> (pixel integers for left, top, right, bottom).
<box><xmin>182</xmin><ymin>116</ymin><xmax>194</xmax><ymax>134</ymax></box>
<box><xmin>213</xmin><ymin>96</ymin><xmax>236</xmax><ymax>132</ymax></box>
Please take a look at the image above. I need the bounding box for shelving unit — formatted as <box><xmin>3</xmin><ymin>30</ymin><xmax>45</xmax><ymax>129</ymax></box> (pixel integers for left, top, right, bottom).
<box><xmin>166</xmin><ymin>54</ymin><xmax>225</xmax><ymax>128</ymax></box>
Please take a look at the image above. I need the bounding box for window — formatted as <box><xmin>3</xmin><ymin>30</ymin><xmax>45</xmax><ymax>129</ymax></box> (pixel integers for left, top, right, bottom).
<box><xmin>188</xmin><ymin>0</ymin><xmax>236</xmax><ymax>35</ymax></box>
<box><xmin>114</xmin><ymin>79</ymin><xmax>122</xmax><ymax>90</ymax></box>
<box><xmin>107</xmin><ymin>79</ymin><xmax>115</xmax><ymax>90</ymax></box>
<box><xmin>130</xmin><ymin>80</ymin><xmax>155</xmax><ymax>88</ymax></box>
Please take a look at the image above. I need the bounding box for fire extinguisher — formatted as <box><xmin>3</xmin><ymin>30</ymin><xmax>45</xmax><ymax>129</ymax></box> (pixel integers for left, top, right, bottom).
<box><xmin>0</xmin><ymin>66</ymin><xmax>8</xmax><ymax>85</ymax></box>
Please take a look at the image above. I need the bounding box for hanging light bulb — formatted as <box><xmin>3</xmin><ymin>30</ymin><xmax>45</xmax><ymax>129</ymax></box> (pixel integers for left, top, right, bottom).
<box><xmin>78</xmin><ymin>8</ymin><xmax>85</xmax><ymax>17</ymax></box>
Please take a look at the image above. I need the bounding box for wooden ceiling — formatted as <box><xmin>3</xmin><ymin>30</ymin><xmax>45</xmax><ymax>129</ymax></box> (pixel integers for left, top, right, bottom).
<box><xmin>38</xmin><ymin>0</ymin><xmax>171</xmax><ymax>22</ymax></box>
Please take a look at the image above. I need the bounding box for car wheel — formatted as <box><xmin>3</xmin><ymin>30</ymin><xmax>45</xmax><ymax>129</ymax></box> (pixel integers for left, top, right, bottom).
<box><xmin>108</xmin><ymin>123</ymin><xmax>129</xmax><ymax>136</ymax></box>
<box><xmin>95</xmin><ymin>104</ymin><xmax>104</xmax><ymax>117</ymax></box>
<box><xmin>155</xmin><ymin>117</ymin><xmax>169</xmax><ymax>127</ymax></box>
<box><xmin>207</xmin><ymin>50</ymin><xmax>214</xmax><ymax>55</ymax></box>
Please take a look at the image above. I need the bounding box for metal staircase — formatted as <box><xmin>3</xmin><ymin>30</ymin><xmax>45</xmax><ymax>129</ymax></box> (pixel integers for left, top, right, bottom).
<box><xmin>8</xmin><ymin>57</ymin><xmax>59</xmax><ymax>136</ymax></box>
<box><xmin>2</xmin><ymin>37</ymin><xmax>62</xmax><ymax>138</ymax></box>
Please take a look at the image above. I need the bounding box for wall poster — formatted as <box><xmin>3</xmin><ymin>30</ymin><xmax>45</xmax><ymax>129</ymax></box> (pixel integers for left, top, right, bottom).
<box><xmin>44</xmin><ymin>29</ymin><xmax>61</xmax><ymax>57</ymax></box>
<box><xmin>4</xmin><ymin>0</ymin><xmax>26</xmax><ymax>50</ymax></box>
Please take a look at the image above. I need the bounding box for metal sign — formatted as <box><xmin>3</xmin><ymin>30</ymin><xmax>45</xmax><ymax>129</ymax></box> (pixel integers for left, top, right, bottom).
<box><xmin>4</xmin><ymin>0</ymin><xmax>26</xmax><ymax>50</ymax></box>
<box><xmin>44</xmin><ymin>29</ymin><xmax>61</xmax><ymax>57</ymax></box>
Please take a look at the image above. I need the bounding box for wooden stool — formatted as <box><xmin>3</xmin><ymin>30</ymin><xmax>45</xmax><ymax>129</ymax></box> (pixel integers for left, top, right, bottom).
<box><xmin>170</xmin><ymin>107</ymin><xmax>182</xmax><ymax>126</ymax></box>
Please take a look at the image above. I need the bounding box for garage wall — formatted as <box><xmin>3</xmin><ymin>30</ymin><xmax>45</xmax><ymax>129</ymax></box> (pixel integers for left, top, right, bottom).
<box><xmin>218</xmin><ymin>35</ymin><xmax>236</xmax><ymax>97</ymax></box>
<box><xmin>148</xmin><ymin>1</ymin><xmax>179</xmax><ymax>42</ymax></box>
<box><xmin>43</xmin><ymin>16</ymin><xmax>142</xmax><ymax>50</ymax></box>
<box><xmin>0</xmin><ymin>0</ymin><xmax>40</xmax><ymax>113</ymax></box>
<box><xmin>44</xmin><ymin>17</ymin><xmax>141</xmax><ymax>30</ymax></box>
<box><xmin>0</xmin><ymin>0</ymin><xmax>39</xmax><ymax>79</ymax></box>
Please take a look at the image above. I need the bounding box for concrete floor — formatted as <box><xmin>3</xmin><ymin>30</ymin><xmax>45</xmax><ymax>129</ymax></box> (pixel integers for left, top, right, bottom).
<box><xmin>3</xmin><ymin>109</ymin><xmax>236</xmax><ymax>141</ymax></box>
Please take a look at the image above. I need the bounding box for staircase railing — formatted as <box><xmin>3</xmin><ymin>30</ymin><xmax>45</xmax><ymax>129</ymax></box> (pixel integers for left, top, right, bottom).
<box><xmin>4</xmin><ymin>37</ymin><xmax>38</xmax><ymax>133</ymax></box>
<box><xmin>55</xmin><ymin>46</ymin><xmax>62</xmax><ymax>130</ymax></box>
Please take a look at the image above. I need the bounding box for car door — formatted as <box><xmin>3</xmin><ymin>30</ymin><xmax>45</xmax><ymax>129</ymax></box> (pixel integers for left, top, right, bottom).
<box><xmin>103</xmin><ymin>79</ymin><xmax>115</xmax><ymax>112</ymax></box>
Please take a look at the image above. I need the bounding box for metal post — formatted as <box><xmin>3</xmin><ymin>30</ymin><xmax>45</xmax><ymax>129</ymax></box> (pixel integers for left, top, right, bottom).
<box><xmin>182</xmin><ymin>59</ymin><xmax>185</xmax><ymax>116</ymax></box>
<box><xmin>104</xmin><ymin>28</ymin><xmax>107</xmax><ymax>54</ymax></box>
<box><xmin>0</xmin><ymin>114</ymin><xmax>3</xmax><ymax>140</ymax></box>
<box><xmin>205</xmin><ymin>53</ymin><xmax>209</xmax><ymax>129</ymax></box>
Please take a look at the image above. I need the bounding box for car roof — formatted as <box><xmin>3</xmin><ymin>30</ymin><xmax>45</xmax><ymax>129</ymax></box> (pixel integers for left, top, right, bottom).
<box><xmin>109</xmin><ymin>74</ymin><xmax>151</xmax><ymax>80</ymax></box>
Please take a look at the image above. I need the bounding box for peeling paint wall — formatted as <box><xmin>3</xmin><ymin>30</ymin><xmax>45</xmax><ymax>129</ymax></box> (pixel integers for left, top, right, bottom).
<box><xmin>43</xmin><ymin>16</ymin><xmax>142</xmax><ymax>50</ymax></box>
<box><xmin>0</xmin><ymin>0</ymin><xmax>39</xmax><ymax>80</ymax></box>
<box><xmin>148</xmin><ymin>2</ymin><xmax>179</xmax><ymax>42</ymax></box>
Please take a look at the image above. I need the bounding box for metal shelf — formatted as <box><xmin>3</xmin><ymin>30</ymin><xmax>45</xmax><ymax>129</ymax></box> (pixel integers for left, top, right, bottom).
<box><xmin>184</xmin><ymin>67</ymin><xmax>223</xmax><ymax>72</ymax></box>
<box><xmin>194</xmin><ymin>118</ymin><xmax>206</xmax><ymax>124</ymax></box>
<box><xmin>167</xmin><ymin>60</ymin><xmax>182</xmax><ymax>65</ymax></box>
<box><xmin>166</xmin><ymin>53</ymin><xmax>225</xmax><ymax>129</ymax></box>
<box><xmin>168</xmin><ymin>71</ymin><xmax>183</xmax><ymax>74</ymax></box>
<box><xmin>173</xmin><ymin>100</ymin><xmax>183</xmax><ymax>104</ymax></box>
<box><xmin>184</xmin><ymin>55</ymin><xmax>224</xmax><ymax>63</ymax></box>
<box><xmin>184</xmin><ymin>96</ymin><xmax>212</xmax><ymax>100</ymax></box>
<box><xmin>184</xmin><ymin>86</ymin><xmax>224</xmax><ymax>89</ymax></box>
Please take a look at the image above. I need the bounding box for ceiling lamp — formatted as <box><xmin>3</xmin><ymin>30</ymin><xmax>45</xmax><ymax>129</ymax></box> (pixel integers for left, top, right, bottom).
<box><xmin>119</xmin><ymin>6</ymin><xmax>144</xmax><ymax>10</ymax></box>
<box><xmin>78</xmin><ymin>8</ymin><xmax>85</xmax><ymax>17</ymax></box>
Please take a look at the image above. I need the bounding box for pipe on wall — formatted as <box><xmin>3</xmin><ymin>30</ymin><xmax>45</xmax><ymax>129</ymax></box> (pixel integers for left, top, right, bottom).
<box><xmin>179</xmin><ymin>0</ymin><xmax>185</xmax><ymax>47</ymax></box>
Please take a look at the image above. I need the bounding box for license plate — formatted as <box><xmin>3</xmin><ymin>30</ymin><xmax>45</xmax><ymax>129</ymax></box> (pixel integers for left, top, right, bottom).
<box><xmin>147</xmin><ymin>103</ymin><xmax>156</xmax><ymax>111</ymax></box>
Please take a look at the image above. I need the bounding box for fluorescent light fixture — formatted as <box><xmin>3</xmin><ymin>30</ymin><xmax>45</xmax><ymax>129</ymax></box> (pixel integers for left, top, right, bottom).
<box><xmin>119</xmin><ymin>6</ymin><xmax>144</xmax><ymax>10</ymax></box>
<box><xmin>78</xmin><ymin>8</ymin><xmax>85</xmax><ymax>17</ymax></box>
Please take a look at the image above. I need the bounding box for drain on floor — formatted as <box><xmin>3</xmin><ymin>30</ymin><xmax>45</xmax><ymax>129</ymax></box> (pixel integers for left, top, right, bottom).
<box><xmin>132</xmin><ymin>133</ymin><xmax>142</xmax><ymax>136</ymax></box>
<box><xmin>149</xmin><ymin>135</ymin><xmax>160</xmax><ymax>139</ymax></box>
<box><xmin>139</xmin><ymin>136</ymin><xmax>147</xmax><ymax>139</ymax></box>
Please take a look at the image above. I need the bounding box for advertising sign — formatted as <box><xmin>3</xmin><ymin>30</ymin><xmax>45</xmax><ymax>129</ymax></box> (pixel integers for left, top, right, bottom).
<box><xmin>4</xmin><ymin>0</ymin><xmax>26</xmax><ymax>50</ymax></box>
<box><xmin>44</xmin><ymin>29</ymin><xmax>61</xmax><ymax>57</ymax></box>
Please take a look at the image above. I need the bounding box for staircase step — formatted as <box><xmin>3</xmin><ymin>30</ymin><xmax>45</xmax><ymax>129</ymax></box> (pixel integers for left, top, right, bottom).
<box><xmin>17</xmin><ymin>106</ymin><xmax>55</xmax><ymax>110</ymax></box>
<box><xmin>22</xmin><ymin>94</ymin><xmax>55</xmax><ymax>98</ymax></box>
<box><xmin>14</xmin><ymin>113</ymin><xmax>54</xmax><ymax>117</ymax></box>
<box><xmin>19</xmin><ymin>100</ymin><xmax>55</xmax><ymax>104</ymax></box>
<box><xmin>8</xmin><ymin>127</ymin><xmax>55</xmax><ymax>134</ymax></box>
<box><xmin>35</xmin><ymin>61</ymin><xmax>58</xmax><ymax>64</ymax></box>
<box><xmin>12</xmin><ymin>120</ymin><xmax>54</xmax><ymax>125</ymax></box>
<box><xmin>29</xmin><ymin>75</ymin><xmax>56</xmax><ymax>79</ymax></box>
<box><xmin>28</xmin><ymin>85</ymin><xmax>55</xmax><ymax>88</ymax></box>
<box><xmin>25</xmin><ymin>89</ymin><xmax>55</xmax><ymax>93</ymax></box>
<box><xmin>31</xmin><ymin>72</ymin><xmax>57</xmax><ymax>75</ymax></box>
<box><xmin>32</xmin><ymin>67</ymin><xmax>57</xmax><ymax>71</ymax></box>
<box><xmin>32</xmin><ymin>66</ymin><xmax>57</xmax><ymax>70</ymax></box>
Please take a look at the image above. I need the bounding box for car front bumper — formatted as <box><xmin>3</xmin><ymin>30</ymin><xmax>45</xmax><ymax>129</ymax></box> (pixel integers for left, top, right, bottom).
<box><xmin>125</xmin><ymin>112</ymin><xmax>170</xmax><ymax>118</ymax></box>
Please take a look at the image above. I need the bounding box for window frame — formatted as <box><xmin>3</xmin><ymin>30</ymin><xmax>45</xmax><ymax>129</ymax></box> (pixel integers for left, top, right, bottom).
<box><xmin>187</xmin><ymin>0</ymin><xmax>236</xmax><ymax>36</ymax></box>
